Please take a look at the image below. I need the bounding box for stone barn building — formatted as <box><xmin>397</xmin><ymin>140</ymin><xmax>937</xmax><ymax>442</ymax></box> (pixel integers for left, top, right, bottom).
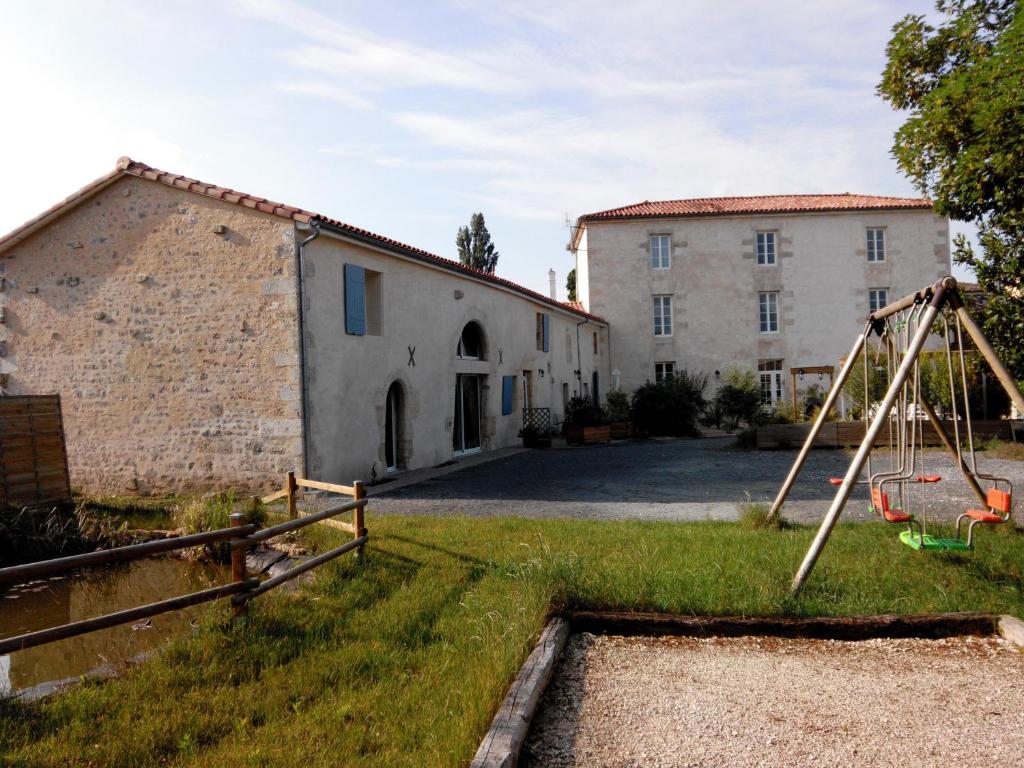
<box><xmin>0</xmin><ymin>158</ymin><xmax>607</xmax><ymax>494</ymax></box>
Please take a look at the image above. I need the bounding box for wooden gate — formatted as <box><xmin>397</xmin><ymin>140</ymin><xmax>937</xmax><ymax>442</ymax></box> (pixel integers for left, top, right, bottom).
<box><xmin>0</xmin><ymin>395</ymin><xmax>72</xmax><ymax>507</ymax></box>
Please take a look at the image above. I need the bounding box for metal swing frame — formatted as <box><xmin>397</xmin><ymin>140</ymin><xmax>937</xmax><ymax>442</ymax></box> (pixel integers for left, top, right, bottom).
<box><xmin>767</xmin><ymin>277</ymin><xmax>1024</xmax><ymax>594</ymax></box>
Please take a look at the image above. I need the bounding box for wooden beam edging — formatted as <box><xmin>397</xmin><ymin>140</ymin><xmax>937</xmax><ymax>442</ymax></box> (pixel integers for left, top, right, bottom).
<box><xmin>565</xmin><ymin>610</ymin><xmax>998</xmax><ymax>640</ymax></box>
<box><xmin>469</xmin><ymin>617</ymin><xmax>570</xmax><ymax>768</ymax></box>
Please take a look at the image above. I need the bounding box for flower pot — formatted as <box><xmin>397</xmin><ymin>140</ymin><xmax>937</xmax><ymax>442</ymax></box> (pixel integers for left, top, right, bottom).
<box><xmin>566</xmin><ymin>424</ymin><xmax>612</xmax><ymax>445</ymax></box>
<box><xmin>610</xmin><ymin>421</ymin><xmax>632</xmax><ymax>440</ymax></box>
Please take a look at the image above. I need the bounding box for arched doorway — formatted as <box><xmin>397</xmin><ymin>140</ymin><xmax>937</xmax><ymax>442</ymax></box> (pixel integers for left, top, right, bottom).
<box><xmin>385</xmin><ymin>381</ymin><xmax>402</xmax><ymax>472</ymax></box>
<box><xmin>454</xmin><ymin>322</ymin><xmax>486</xmax><ymax>455</ymax></box>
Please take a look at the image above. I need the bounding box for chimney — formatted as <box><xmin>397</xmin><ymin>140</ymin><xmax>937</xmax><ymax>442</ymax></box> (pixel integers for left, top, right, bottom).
<box><xmin>548</xmin><ymin>269</ymin><xmax>557</xmax><ymax>300</ymax></box>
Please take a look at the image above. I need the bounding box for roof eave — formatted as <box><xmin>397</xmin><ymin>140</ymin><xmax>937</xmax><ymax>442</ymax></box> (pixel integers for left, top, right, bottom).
<box><xmin>316</xmin><ymin>219</ymin><xmax>606</xmax><ymax>325</ymax></box>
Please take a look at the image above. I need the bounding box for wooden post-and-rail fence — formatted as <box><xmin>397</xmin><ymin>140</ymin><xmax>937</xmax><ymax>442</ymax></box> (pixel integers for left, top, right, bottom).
<box><xmin>0</xmin><ymin>473</ymin><xmax>367</xmax><ymax>656</ymax></box>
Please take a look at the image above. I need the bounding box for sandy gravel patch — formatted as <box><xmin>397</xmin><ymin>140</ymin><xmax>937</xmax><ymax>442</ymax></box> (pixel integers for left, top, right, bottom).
<box><xmin>523</xmin><ymin>633</ymin><xmax>1024</xmax><ymax>767</ymax></box>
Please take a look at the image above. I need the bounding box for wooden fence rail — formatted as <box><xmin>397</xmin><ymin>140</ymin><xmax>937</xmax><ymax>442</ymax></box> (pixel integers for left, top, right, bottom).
<box><xmin>0</xmin><ymin>473</ymin><xmax>367</xmax><ymax>656</ymax></box>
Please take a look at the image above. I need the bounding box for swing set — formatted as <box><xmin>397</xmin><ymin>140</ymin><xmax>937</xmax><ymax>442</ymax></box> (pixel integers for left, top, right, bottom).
<box><xmin>768</xmin><ymin>277</ymin><xmax>1024</xmax><ymax>594</ymax></box>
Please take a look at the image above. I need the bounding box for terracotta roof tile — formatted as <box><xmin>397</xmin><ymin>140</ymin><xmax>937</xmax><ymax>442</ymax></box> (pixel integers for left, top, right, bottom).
<box><xmin>580</xmin><ymin>193</ymin><xmax>932</xmax><ymax>222</ymax></box>
<box><xmin>0</xmin><ymin>157</ymin><xmax>606</xmax><ymax>325</ymax></box>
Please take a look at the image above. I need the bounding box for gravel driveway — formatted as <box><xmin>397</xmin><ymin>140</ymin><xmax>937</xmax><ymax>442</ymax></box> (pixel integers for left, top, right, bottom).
<box><xmin>370</xmin><ymin>438</ymin><xmax>1024</xmax><ymax>524</ymax></box>
<box><xmin>523</xmin><ymin>633</ymin><xmax>1024</xmax><ymax>767</ymax></box>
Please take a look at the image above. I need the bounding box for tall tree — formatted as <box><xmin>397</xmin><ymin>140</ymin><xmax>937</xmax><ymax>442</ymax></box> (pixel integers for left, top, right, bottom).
<box><xmin>878</xmin><ymin>1</ymin><xmax>1024</xmax><ymax>380</ymax></box>
<box><xmin>455</xmin><ymin>213</ymin><xmax>500</xmax><ymax>273</ymax></box>
<box><xmin>566</xmin><ymin>268</ymin><xmax>577</xmax><ymax>302</ymax></box>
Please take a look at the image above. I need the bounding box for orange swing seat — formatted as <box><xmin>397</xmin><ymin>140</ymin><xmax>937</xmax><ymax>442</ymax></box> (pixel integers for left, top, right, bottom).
<box><xmin>870</xmin><ymin>487</ymin><xmax>913</xmax><ymax>524</ymax></box>
<box><xmin>956</xmin><ymin>488</ymin><xmax>1012</xmax><ymax>548</ymax></box>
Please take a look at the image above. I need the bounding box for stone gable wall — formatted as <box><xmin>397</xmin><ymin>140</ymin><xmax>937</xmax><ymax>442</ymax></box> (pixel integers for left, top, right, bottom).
<box><xmin>0</xmin><ymin>176</ymin><xmax>303</xmax><ymax>494</ymax></box>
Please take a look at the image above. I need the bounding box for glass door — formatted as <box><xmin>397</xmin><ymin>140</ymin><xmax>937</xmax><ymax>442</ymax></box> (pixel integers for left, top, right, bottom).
<box><xmin>385</xmin><ymin>383</ymin><xmax>400</xmax><ymax>472</ymax></box>
<box><xmin>453</xmin><ymin>375</ymin><xmax>482</xmax><ymax>455</ymax></box>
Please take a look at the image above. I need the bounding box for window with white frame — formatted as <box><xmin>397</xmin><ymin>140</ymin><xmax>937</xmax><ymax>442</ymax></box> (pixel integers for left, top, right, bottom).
<box><xmin>758</xmin><ymin>360</ymin><xmax>784</xmax><ymax>407</ymax></box>
<box><xmin>756</xmin><ymin>231</ymin><xmax>776</xmax><ymax>265</ymax></box>
<box><xmin>868</xmin><ymin>288</ymin><xmax>888</xmax><ymax>313</ymax></box>
<box><xmin>758</xmin><ymin>292</ymin><xmax>779</xmax><ymax>333</ymax></box>
<box><xmin>655</xmin><ymin>361</ymin><xmax>675</xmax><ymax>382</ymax></box>
<box><xmin>653</xmin><ymin>295</ymin><xmax>673</xmax><ymax>336</ymax></box>
<box><xmin>867</xmin><ymin>228</ymin><xmax>885</xmax><ymax>262</ymax></box>
<box><xmin>650</xmin><ymin>235</ymin><xmax>671</xmax><ymax>269</ymax></box>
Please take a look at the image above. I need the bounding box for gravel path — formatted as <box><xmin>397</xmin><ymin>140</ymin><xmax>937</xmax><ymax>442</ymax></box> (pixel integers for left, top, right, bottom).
<box><xmin>370</xmin><ymin>438</ymin><xmax>1024</xmax><ymax>524</ymax></box>
<box><xmin>523</xmin><ymin>633</ymin><xmax>1024</xmax><ymax>768</ymax></box>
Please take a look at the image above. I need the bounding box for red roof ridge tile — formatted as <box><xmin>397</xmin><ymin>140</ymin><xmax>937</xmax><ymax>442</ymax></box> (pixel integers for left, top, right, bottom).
<box><xmin>580</xmin><ymin>192</ymin><xmax>933</xmax><ymax>223</ymax></box>
<box><xmin>0</xmin><ymin>157</ymin><xmax>606</xmax><ymax>326</ymax></box>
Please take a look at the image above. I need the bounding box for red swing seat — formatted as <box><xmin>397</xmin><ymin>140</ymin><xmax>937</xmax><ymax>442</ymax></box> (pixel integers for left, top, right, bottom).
<box><xmin>871</xmin><ymin>487</ymin><xmax>912</xmax><ymax>523</ymax></box>
<box><xmin>957</xmin><ymin>487</ymin><xmax>1012</xmax><ymax>548</ymax></box>
<box><xmin>964</xmin><ymin>488</ymin><xmax>1011</xmax><ymax>524</ymax></box>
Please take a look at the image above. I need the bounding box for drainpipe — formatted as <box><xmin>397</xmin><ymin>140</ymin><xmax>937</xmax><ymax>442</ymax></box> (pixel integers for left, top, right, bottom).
<box><xmin>296</xmin><ymin>221</ymin><xmax>320</xmax><ymax>478</ymax></box>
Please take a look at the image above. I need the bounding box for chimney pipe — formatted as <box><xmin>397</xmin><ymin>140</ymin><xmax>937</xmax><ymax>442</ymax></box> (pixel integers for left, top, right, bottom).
<box><xmin>548</xmin><ymin>269</ymin><xmax>557</xmax><ymax>300</ymax></box>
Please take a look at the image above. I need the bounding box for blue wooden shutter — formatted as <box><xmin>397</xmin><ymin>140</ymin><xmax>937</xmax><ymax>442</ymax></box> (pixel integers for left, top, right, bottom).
<box><xmin>344</xmin><ymin>264</ymin><xmax>366</xmax><ymax>336</ymax></box>
<box><xmin>542</xmin><ymin>314</ymin><xmax>550</xmax><ymax>353</ymax></box>
<box><xmin>501</xmin><ymin>375</ymin><xmax>515</xmax><ymax>415</ymax></box>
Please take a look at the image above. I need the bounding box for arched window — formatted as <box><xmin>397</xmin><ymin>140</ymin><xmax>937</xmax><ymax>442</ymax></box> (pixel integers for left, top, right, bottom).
<box><xmin>456</xmin><ymin>322</ymin><xmax>485</xmax><ymax>360</ymax></box>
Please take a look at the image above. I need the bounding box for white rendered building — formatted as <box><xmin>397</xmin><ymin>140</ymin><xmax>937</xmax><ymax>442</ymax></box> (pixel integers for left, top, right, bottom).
<box><xmin>572</xmin><ymin>195</ymin><xmax>949</xmax><ymax>408</ymax></box>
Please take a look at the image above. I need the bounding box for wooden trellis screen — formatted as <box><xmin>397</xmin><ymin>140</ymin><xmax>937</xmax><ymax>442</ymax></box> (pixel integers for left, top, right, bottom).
<box><xmin>0</xmin><ymin>395</ymin><xmax>73</xmax><ymax>507</ymax></box>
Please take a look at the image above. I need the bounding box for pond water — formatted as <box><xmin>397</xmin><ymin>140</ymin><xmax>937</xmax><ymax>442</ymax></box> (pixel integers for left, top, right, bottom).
<box><xmin>0</xmin><ymin>557</ymin><xmax>227</xmax><ymax>697</ymax></box>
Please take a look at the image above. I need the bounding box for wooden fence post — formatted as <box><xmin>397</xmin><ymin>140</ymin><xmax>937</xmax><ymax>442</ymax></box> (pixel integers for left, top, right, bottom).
<box><xmin>230</xmin><ymin>511</ymin><xmax>249</xmax><ymax>617</ymax></box>
<box><xmin>286</xmin><ymin>470</ymin><xmax>298</xmax><ymax>520</ymax></box>
<box><xmin>353</xmin><ymin>480</ymin><xmax>366</xmax><ymax>562</ymax></box>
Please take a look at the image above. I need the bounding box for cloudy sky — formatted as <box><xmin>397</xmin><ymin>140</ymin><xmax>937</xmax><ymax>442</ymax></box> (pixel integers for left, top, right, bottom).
<box><xmin>0</xmin><ymin>0</ymin><xmax>970</xmax><ymax>295</ymax></box>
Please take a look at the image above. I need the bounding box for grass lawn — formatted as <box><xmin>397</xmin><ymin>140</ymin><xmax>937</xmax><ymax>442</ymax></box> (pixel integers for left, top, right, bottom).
<box><xmin>1</xmin><ymin>514</ymin><xmax>1022</xmax><ymax>767</ymax></box>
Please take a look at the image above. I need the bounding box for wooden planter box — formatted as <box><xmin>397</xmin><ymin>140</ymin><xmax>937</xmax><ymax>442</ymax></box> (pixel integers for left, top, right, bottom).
<box><xmin>523</xmin><ymin>433</ymin><xmax>552</xmax><ymax>448</ymax></box>
<box><xmin>609</xmin><ymin>422</ymin><xmax>632</xmax><ymax>440</ymax></box>
<box><xmin>566</xmin><ymin>424</ymin><xmax>612</xmax><ymax>445</ymax></box>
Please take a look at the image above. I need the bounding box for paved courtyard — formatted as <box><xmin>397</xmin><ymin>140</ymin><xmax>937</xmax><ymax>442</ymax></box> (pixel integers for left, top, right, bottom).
<box><xmin>369</xmin><ymin>437</ymin><xmax>1024</xmax><ymax>524</ymax></box>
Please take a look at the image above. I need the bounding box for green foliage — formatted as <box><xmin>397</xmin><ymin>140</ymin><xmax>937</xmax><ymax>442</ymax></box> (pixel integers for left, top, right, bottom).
<box><xmin>604</xmin><ymin>389</ymin><xmax>631</xmax><ymax>423</ymax></box>
<box><xmin>738</xmin><ymin>500</ymin><xmax>788</xmax><ymax>531</ymax></box>
<box><xmin>174</xmin><ymin>492</ymin><xmax>267</xmax><ymax>562</ymax></box>
<box><xmin>879</xmin><ymin>1</ymin><xmax>1024</xmax><ymax>380</ymax></box>
<box><xmin>455</xmin><ymin>212</ymin><xmax>500</xmax><ymax>273</ymax></box>
<box><xmin>842</xmin><ymin>350</ymin><xmax>891</xmax><ymax>419</ymax></box>
<box><xmin>0</xmin><ymin>504</ymin><xmax>130</xmax><ymax>566</ymax></box>
<box><xmin>631</xmin><ymin>371</ymin><xmax>708</xmax><ymax>437</ymax></box>
<box><xmin>713</xmin><ymin>368</ymin><xmax>763</xmax><ymax>430</ymax></box>
<box><xmin>566</xmin><ymin>268</ymin><xmax>577</xmax><ymax>302</ymax></box>
<box><xmin>564</xmin><ymin>395</ymin><xmax>606</xmax><ymax>426</ymax></box>
<box><xmin>842</xmin><ymin>347</ymin><xmax>1009</xmax><ymax>419</ymax></box>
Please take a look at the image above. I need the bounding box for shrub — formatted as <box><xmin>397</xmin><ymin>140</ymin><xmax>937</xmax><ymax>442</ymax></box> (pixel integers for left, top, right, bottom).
<box><xmin>713</xmin><ymin>368</ymin><xmax>762</xmax><ymax>431</ymax></box>
<box><xmin>564</xmin><ymin>395</ymin><xmax>606</xmax><ymax>427</ymax></box>
<box><xmin>737</xmin><ymin>500</ymin><xmax>788</xmax><ymax>530</ymax></box>
<box><xmin>631</xmin><ymin>371</ymin><xmax>708</xmax><ymax>437</ymax></box>
<box><xmin>604</xmin><ymin>389</ymin><xmax>631</xmax><ymax>423</ymax></box>
<box><xmin>174</xmin><ymin>491</ymin><xmax>267</xmax><ymax>562</ymax></box>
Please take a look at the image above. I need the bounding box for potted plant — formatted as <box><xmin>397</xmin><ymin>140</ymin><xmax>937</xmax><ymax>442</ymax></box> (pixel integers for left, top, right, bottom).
<box><xmin>564</xmin><ymin>396</ymin><xmax>611</xmax><ymax>445</ymax></box>
<box><xmin>520</xmin><ymin>423</ymin><xmax>552</xmax><ymax>448</ymax></box>
<box><xmin>605</xmin><ymin>389</ymin><xmax>632</xmax><ymax>439</ymax></box>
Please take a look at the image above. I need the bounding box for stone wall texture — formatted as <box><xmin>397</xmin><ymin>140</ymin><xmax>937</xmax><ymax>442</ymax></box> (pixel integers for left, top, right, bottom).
<box><xmin>0</xmin><ymin>176</ymin><xmax>303</xmax><ymax>494</ymax></box>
